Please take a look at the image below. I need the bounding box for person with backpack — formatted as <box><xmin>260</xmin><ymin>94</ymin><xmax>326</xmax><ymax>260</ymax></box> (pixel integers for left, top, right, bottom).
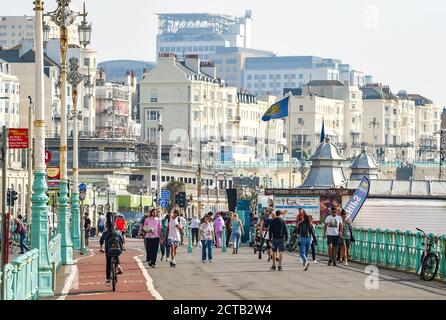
<box><xmin>115</xmin><ymin>214</ymin><xmax>127</xmax><ymax>251</ymax></box>
<box><xmin>13</xmin><ymin>215</ymin><xmax>29</xmax><ymax>254</ymax></box>
<box><xmin>141</xmin><ymin>208</ymin><xmax>162</xmax><ymax>268</ymax></box>
<box><xmin>297</xmin><ymin>213</ymin><xmax>315</xmax><ymax>271</ymax></box>
<box><xmin>258</xmin><ymin>208</ymin><xmax>273</xmax><ymax>261</ymax></box>
<box><xmin>100</xmin><ymin>212</ymin><xmax>124</xmax><ymax>286</ymax></box>
<box><xmin>268</xmin><ymin>210</ymin><xmax>288</xmax><ymax>271</ymax></box>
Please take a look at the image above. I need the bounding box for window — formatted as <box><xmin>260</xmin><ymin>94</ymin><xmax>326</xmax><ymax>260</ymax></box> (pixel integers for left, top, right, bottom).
<box><xmin>226</xmin><ymin>59</ymin><xmax>237</xmax><ymax>64</ymax></box>
<box><xmin>194</xmin><ymin>90</ymin><xmax>199</xmax><ymax>102</ymax></box>
<box><xmin>161</xmin><ymin>176</ymin><xmax>165</xmax><ymax>182</ymax></box>
<box><xmin>299</xmin><ymin>105</ymin><xmax>304</xmax><ymax>112</ymax></box>
<box><xmin>147</xmin><ymin>127</ymin><xmax>156</xmax><ymax>141</ymax></box>
<box><xmin>247</xmin><ymin>75</ymin><xmax>252</xmax><ymax>80</ymax></box>
<box><xmin>84</xmin><ymin>58</ymin><xmax>90</xmax><ymax>67</ymax></box>
<box><xmin>393</xmin><ymin>108</ymin><xmax>397</xmax><ymax>115</ymax></box>
<box><xmin>148</xmin><ymin>110</ymin><xmax>159</xmax><ymax>120</ymax></box>
<box><xmin>152</xmin><ymin>175</ymin><xmax>156</xmax><ymax>182</ymax></box>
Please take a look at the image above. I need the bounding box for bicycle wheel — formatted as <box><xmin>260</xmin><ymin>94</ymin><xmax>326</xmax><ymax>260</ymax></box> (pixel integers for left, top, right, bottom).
<box><xmin>421</xmin><ymin>253</ymin><xmax>439</xmax><ymax>281</ymax></box>
<box><xmin>111</xmin><ymin>258</ymin><xmax>117</xmax><ymax>292</ymax></box>
<box><xmin>288</xmin><ymin>236</ymin><xmax>298</xmax><ymax>252</ymax></box>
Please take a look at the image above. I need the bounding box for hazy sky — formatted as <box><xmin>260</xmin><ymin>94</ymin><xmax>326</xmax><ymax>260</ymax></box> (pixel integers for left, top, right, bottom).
<box><xmin>4</xmin><ymin>0</ymin><xmax>446</xmax><ymax>106</ymax></box>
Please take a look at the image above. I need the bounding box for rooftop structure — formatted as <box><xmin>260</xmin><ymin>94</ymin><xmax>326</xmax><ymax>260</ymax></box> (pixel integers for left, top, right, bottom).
<box><xmin>350</xmin><ymin>147</ymin><xmax>379</xmax><ymax>180</ymax></box>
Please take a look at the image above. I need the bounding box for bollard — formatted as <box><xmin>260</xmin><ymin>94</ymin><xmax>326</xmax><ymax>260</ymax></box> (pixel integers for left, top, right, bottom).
<box><xmin>222</xmin><ymin>226</ymin><xmax>227</xmax><ymax>252</ymax></box>
<box><xmin>187</xmin><ymin>224</ymin><xmax>193</xmax><ymax>253</ymax></box>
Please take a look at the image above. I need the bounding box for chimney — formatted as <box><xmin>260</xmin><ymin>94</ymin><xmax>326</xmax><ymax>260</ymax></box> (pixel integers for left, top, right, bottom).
<box><xmin>126</xmin><ymin>70</ymin><xmax>131</xmax><ymax>86</ymax></box>
<box><xmin>142</xmin><ymin>68</ymin><xmax>147</xmax><ymax>80</ymax></box>
<box><xmin>200</xmin><ymin>61</ymin><xmax>216</xmax><ymax>78</ymax></box>
<box><xmin>185</xmin><ymin>54</ymin><xmax>200</xmax><ymax>74</ymax></box>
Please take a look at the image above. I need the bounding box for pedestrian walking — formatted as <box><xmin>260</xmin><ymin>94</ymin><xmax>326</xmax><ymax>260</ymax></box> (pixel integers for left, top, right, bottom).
<box><xmin>268</xmin><ymin>210</ymin><xmax>288</xmax><ymax>271</ymax></box>
<box><xmin>167</xmin><ymin>209</ymin><xmax>183</xmax><ymax>267</ymax></box>
<box><xmin>258</xmin><ymin>208</ymin><xmax>272</xmax><ymax>261</ymax></box>
<box><xmin>340</xmin><ymin>209</ymin><xmax>353</xmax><ymax>266</ymax></box>
<box><xmin>84</xmin><ymin>212</ymin><xmax>92</xmax><ymax>247</ymax></box>
<box><xmin>309</xmin><ymin>215</ymin><xmax>318</xmax><ymax>264</ymax></box>
<box><xmin>213</xmin><ymin>213</ymin><xmax>224</xmax><ymax>248</ymax></box>
<box><xmin>13</xmin><ymin>215</ymin><xmax>29</xmax><ymax>254</ymax></box>
<box><xmin>200</xmin><ymin>214</ymin><xmax>215</xmax><ymax>263</ymax></box>
<box><xmin>97</xmin><ymin>212</ymin><xmax>105</xmax><ymax>236</ymax></box>
<box><xmin>160</xmin><ymin>213</ymin><xmax>171</xmax><ymax>261</ymax></box>
<box><xmin>179</xmin><ymin>213</ymin><xmax>187</xmax><ymax>245</ymax></box>
<box><xmin>230</xmin><ymin>213</ymin><xmax>244</xmax><ymax>254</ymax></box>
<box><xmin>225</xmin><ymin>213</ymin><xmax>232</xmax><ymax>248</ymax></box>
<box><xmin>297</xmin><ymin>213</ymin><xmax>315</xmax><ymax>271</ymax></box>
<box><xmin>141</xmin><ymin>208</ymin><xmax>162</xmax><ymax>268</ymax></box>
<box><xmin>190</xmin><ymin>215</ymin><xmax>200</xmax><ymax>246</ymax></box>
<box><xmin>323</xmin><ymin>207</ymin><xmax>343</xmax><ymax>266</ymax></box>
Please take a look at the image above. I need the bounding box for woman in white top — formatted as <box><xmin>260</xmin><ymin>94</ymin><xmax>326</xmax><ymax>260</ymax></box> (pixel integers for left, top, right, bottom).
<box><xmin>199</xmin><ymin>215</ymin><xmax>215</xmax><ymax>263</ymax></box>
<box><xmin>190</xmin><ymin>215</ymin><xmax>200</xmax><ymax>246</ymax></box>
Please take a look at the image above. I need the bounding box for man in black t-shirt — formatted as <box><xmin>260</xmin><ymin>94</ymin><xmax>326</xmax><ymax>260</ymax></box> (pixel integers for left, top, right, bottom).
<box><xmin>268</xmin><ymin>211</ymin><xmax>288</xmax><ymax>271</ymax></box>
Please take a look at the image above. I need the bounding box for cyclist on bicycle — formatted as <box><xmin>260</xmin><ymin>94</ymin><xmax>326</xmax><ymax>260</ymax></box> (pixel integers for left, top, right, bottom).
<box><xmin>100</xmin><ymin>212</ymin><xmax>124</xmax><ymax>286</ymax></box>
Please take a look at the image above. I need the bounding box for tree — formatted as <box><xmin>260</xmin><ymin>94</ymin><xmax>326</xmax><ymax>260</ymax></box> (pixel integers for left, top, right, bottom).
<box><xmin>164</xmin><ymin>180</ymin><xmax>186</xmax><ymax>211</ymax></box>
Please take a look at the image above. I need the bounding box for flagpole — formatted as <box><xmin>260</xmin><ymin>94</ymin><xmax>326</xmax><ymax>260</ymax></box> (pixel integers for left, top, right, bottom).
<box><xmin>288</xmin><ymin>92</ymin><xmax>293</xmax><ymax>188</ymax></box>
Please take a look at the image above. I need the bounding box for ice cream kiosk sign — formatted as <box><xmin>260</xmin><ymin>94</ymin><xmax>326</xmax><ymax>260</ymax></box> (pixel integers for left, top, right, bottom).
<box><xmin>273</xmin><ymin>196</ymin><xmax>320</xmax><ymax>222</ymax></box>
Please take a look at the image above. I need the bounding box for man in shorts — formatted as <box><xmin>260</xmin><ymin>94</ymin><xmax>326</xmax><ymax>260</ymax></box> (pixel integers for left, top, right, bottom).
<box><xmin>323</xmin><ymin>207</ymin><xmax>343</xmax><ymax>266</ymax></box>
<box><xmin>268</xmin><ymin>210</ymin><xmax>288</xmax><ymax>271</ymax></box>
<box><xmin>168</xmin><ymin>209</ymin><xmax>183</xmax><ymax>267</ymax></box>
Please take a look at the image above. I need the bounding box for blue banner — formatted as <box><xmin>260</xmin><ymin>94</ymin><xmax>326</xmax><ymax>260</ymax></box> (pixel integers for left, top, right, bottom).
<box><xmin>343</xmin><ymin>176</ymin><xmax>370</xmax><ymax>221</ymax></box>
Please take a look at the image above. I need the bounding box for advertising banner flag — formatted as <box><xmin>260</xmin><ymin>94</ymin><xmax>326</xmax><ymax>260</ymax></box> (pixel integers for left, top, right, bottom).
<box><xmin>344</xmin><ymin>176</ymin><xmax>370</xmax><ymax>222</ymax></box>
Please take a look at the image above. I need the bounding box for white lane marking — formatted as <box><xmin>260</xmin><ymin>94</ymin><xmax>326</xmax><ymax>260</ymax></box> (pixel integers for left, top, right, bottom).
<box><xmin>57</xmin><ymin>249</ymin><xmax>95</xmax><ymax>299</ymax></box>
<box><xmin>57</xmin><ymin>265</ymin><xmax>78</xmax><ymax>300</ymax></box>
<box><xmin>133</xmin><ymin>255</ymin><xmax>164</xmax><ymax>300</ymax></box>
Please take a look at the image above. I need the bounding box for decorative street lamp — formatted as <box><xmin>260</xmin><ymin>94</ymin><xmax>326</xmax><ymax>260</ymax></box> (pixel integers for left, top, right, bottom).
<box><xmin>28</xmin><ymin>0</ymin><xmax>53</xmax><ymax>298</ymax></box>
<box><xmin>45</xmin><ymin>0</ymin><xmax>91</xmax><ymax>265</ymax></box>
<box><xmin>67</xmin><ymin>57</ymin><xmax>84</xmax><ymax>252</ymax></box>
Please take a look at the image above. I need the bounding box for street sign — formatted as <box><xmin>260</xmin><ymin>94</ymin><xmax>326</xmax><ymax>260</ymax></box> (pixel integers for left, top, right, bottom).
<box><xmin>45</xmin><ymin>150</ymin><xmax>52</xmax><ymax>164</ymax></box>
<box><xmin>47</xmin><ymin>180</ymin><xmax>60</xmax><ymax>191</ymax></box>
<box><xmin>159</xmin><ymin>199</ymin><xmax>168</xmax><ymax>208</ymax></box>
<box><xmin>79</xmin><ymin>183</ymin><xmax>87</xmax><ymax>192</ymax></box>
<box><xmin>47</xmin><ymin>167</ymin><xmax>60</xmax><ymax>180</ymax></box>
<box><xmin>160</xmin><ymin>190</ymin><xmax>170</xmax><ymax>208</ymax></box>
<box><xmin>8</xmin><ymin>128</ymin><xmax>29</xmax><ymax>149</ymax></box>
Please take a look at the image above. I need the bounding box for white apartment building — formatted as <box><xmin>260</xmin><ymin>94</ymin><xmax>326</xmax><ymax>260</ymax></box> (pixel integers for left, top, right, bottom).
<box><xmin>288</xmin><ymin>94</ymin><xmax>345</xmax><ymax>158</ymax></box>
<box><xmin>301</xmin><ymin>80</ymin><xmax>363</xmax><ymax>159</ymax></box>
<box><xmin>0</xmin><ymin>16</ymin><xmax>79</xmax><ymax>49</ymax></box>
<box><xmin>0</xmin><ymin>57</ymin><xmax>28</xmax><ymax>216</ymax></box>
<box><xmin>362</xmin><ymin>84</ymin><xmax>416</xmax><ymax>162</ymax></box>
<box><xmin>401</xmin><ymin>93</ymin><xmax>442</xmax><ymax>161</ymax></box>
<box><xmin>139</xmin><ymin>54</ymin><xmax>283</xmax><ymax>165</ymax></box>
<box><xmin>156</xmin><ymin>11</ymin><xmax>253</xmax><ymax>60</ymax></box>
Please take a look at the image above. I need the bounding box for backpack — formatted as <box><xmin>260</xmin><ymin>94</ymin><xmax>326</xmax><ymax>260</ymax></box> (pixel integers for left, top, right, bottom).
<box><xmin>106</xmin><ymin>232</ymin><xmax>122</xmax><ymax>257</ymax></box>
<box><xmin>18</xmin><ymin>222</ymin><xmax>26</xmax><ymax>235</ymax></box>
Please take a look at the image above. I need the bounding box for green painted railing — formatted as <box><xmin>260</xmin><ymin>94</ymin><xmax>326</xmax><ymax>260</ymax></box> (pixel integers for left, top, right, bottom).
<box><xmin>0</xmin><ymin>249</ymin><xmax>39</xmax><ymax>300</ymax></box>
<box><xmin>313</xmin><ymin>225</ymin><xmax>446</xmax><ymax>281</ymax></box>
<box><xmin>49</xmin><ymin>234</ymin><xmax>62</xmax><ymax>271</ymax></box>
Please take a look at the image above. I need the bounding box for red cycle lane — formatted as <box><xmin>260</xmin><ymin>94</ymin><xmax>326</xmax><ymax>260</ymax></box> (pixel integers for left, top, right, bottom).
<box><xmin>62</xmin><ymin>242</ymin><xmax>156</xmax><ymax>300</ymax></box>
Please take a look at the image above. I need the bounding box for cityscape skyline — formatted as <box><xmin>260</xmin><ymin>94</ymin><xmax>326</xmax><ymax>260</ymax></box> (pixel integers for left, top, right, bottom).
<box><xmin>3</xmin><ymin>0</ymin><xmax>445</xmax><ymax>107</ymax></box>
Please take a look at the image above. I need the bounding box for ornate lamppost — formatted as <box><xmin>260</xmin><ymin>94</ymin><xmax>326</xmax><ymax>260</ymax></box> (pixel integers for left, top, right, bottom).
<box><xmin>29</xmin><ymin>0</ymin><xmax>53</xmax><ymax>297</ymax></box>
<box><xmin>45</xmin><ymin>0</ymin><xmax>92</xmax><ymax>265</ymax></box>
<box><xmin>67</xmin><ymin>57</ymin><xmax>84</xmax><ymax>252</ymax></box>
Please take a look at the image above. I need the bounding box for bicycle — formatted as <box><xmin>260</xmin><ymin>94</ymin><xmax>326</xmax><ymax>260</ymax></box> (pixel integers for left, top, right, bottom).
<box><xmin>416</xmin><ymin>228</ymin><xmax>439</xmax><ymax>281</ymax></box>
<box><xmin>287</xmin><ymin>225</ymin><xmax>300</xmax><ymax>252</ymax></box>
<box><xmin>111</xmin><ymin>256</ymin><xmax>119</xmax><ymax>292</ymax></box>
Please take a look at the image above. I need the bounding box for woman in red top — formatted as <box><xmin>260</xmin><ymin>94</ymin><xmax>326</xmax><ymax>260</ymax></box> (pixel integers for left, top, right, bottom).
<box><xmin>115</xmin><ymin>214</ymin><xmax>128</xmax><ymax>250</ymax></box>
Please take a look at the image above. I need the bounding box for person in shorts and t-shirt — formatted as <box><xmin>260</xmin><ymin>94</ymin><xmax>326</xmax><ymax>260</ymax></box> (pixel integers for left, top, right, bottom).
<box><xmin>168</xmin><ymin>210</ymin><xmax>183</xmax><ymax>267</ymax></box>
<box><xmin>323</xmin><ymin>207</ymin><xmax>343</xmax><ymax>266</ymax></box>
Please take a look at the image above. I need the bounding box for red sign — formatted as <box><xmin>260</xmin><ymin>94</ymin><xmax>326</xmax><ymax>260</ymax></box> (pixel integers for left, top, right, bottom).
<box><xmin>45</xmin><ymin>150</ymin><xmax>52</xmax><ymax>164</ymax></box>
<box><xmin>47</xmin><ymin>167</ymin><xmax>61</xmax><ymax>180</ymax></box>
<box><xmin>8</xmin><ymin>128</ymin><xmax>29</xmax><ymax>149</ymax></box>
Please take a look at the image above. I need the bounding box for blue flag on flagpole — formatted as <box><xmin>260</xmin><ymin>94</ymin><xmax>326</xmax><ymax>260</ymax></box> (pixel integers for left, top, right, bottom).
<box><xmin>261</xmin><ymin>96</ymin><xmax>289</xmax><ymax>121</ymax></box>
<box><xmin>320</xmin><ymin>119</ymin><xmax>325</xmax><ymax>143</ymax></box>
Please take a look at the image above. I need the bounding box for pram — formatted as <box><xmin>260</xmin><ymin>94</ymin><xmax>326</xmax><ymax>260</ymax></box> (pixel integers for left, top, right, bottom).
<box><xmin>253</xmin><ymin>228</ymin><xmax>266</xmax><ymax>254</ymax></box>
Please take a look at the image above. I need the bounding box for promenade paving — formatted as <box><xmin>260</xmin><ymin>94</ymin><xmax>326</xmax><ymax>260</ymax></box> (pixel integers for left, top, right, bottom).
<box><xmin>47</xmin><ymin>238</ymin><xmax>446</xmax><ymax>300</ymax></box>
